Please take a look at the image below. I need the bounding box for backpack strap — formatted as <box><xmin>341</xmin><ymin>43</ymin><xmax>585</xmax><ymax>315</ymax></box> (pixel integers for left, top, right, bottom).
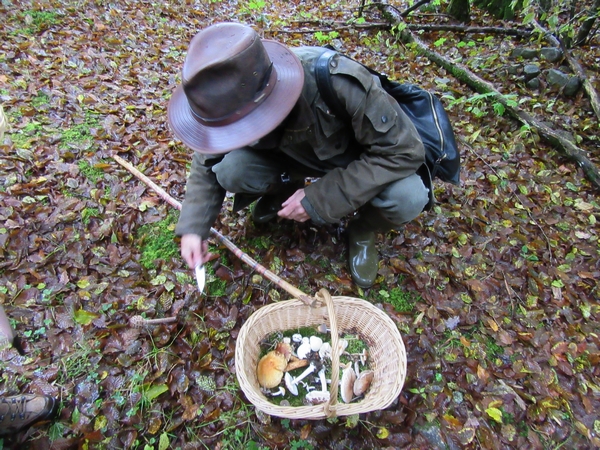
<box><xmin>315</xmin><ymin>50</ymin><xmax>351</xmax><ymax>122</ymax></box>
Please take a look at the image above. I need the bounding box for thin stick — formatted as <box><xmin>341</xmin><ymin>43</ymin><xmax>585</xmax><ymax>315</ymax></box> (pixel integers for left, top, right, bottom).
<box><xmin>129</xmin><ymin>315</ymin><xmax>177</xmax><ymax>328</ymax></box>
<box><xmin>112</xmin><ymin>155</ymin><xmax>316</xmax><ymax>304</ymax></box>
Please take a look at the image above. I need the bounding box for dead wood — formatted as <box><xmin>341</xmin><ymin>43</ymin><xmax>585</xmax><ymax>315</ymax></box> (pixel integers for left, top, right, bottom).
<box><xmin>405</xmin><ymin>24</ymin><xmax>532</xmax><ymax>36</ymax></box>
<box><xmin>281</xmin><ymin>22</ymin><xmax>532</xmax><ymax>38</ymax></box>
<box><xmin>573</xmin><ymin>0</ymin><xmax>600</xmax><ymax>46</ymax></box>
<box><xmin>375</xmin><ymin>2</ymin><xmax>600</xmax><ymax>190</ymax></box>
<box><xmin>533</xmin><ymin>20</ymin><xmax>600</xmax><ymax>124</ymax></box>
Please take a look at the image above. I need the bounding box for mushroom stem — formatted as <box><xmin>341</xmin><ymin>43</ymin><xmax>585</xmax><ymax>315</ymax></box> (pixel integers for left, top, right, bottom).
<box><xmin>318</xmin><ymin>368</ymin><xmax>327</xmax><ymax>392</ymax></box>
<box><xmin>129</xmin><ymin>315</ymin><xmax>177</xmax><ymax>328</ymax></box>
<box><xmin>292</xmin><ymin>362</ymin><xmax>316</xmax><ymax>385</ymax></box>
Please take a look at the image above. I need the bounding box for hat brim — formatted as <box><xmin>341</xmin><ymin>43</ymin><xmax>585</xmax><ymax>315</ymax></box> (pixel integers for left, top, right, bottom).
<box><xmin>167</xmin><ymin>41</ymin><xmax>304</xmax><ymax>155</ymax></box>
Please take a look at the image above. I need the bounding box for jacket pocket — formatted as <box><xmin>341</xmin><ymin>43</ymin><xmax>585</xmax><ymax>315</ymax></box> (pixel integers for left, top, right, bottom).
<box><xmin>364</xmin><ymin>89</ymin><xmax>397</xmax><ymax>134</ymax></box>
<box><xmin>313</xmin><ymin>103</ymin><xmax>351</xmax><ymax>160</ymax></box>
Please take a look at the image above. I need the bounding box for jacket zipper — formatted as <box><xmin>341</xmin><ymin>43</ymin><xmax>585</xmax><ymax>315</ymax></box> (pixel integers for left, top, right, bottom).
<box><xmin>426</xmin><ymin>91</ymin><xmax>447</xmax><ymax>179</ymax></box>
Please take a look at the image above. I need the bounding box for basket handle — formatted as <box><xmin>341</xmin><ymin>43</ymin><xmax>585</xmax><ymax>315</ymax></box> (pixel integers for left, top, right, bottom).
<box><xmin>317</xmin><ymin>289</ymin><xmax>340</xmax><ymax>417</ymax></box>
<box><xmin>112</xmin><ymin>155</ymin><xmax>320</xmax><ymax>306</ymax></box>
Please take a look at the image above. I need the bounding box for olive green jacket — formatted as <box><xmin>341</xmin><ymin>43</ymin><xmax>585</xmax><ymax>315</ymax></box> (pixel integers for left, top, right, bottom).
<box><xmin>175</xmin><ymin>47</ymin><xmax>425</xmax><ymax>239</ymax></box>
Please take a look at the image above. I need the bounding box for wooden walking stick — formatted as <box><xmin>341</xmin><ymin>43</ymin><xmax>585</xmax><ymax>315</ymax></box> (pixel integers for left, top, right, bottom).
<box><xmin>112</xmin><ymin>155</ymin><xmax>317</xmax><ymax>305</ymax></box>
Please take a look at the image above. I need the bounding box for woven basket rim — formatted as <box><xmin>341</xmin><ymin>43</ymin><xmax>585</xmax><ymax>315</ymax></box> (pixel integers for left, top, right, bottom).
<box><xmin>235</xmin><ymin>294</ymin><xmax>407</xmax><ymax>420</ymax></box>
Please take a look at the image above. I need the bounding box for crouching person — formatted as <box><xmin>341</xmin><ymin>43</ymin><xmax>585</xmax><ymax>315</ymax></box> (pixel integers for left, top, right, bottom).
<box><xmin>168</xmin><ymin>22</ymin><xmax>432</xmax><ymax>288</ymax></box>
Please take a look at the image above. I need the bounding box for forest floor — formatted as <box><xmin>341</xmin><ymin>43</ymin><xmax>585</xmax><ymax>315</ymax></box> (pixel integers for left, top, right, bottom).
<box><xmin>0</xmin><ymin>0</ymin><xmax>598</xmax><ymax>449</ymax></box>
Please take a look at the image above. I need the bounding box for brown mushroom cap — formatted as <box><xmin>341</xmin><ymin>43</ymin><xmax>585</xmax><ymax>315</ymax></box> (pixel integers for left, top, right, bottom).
<box><xmin>275</xmin><ymin>341</ymin><xmax>293</xmax><ymax>361</ymax></box>
<box><xmin>257</xmin><ymin>350</ymin><xmax>287</xmax><ymax>388</ymax></box>
<box><xmin>340</xmin><ymin>364</ymin><xmax>357</xmax><ymax>403</ymax></box>
<box><xmin>306</xmin><ymin>390</ymin><xmax>330</xmax><ymax>405</ymax></box>
<box><xmin>353</xmin><ymin>370</ymin><xmax>374</xmax><ymax>397</ymax></box>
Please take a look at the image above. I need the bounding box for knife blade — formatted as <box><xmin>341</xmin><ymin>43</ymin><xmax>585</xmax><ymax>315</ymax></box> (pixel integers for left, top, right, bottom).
<box><xmin>195</xmin><ymin>264</ymin><xmax>206</xmax><ymax>294</ymax></box>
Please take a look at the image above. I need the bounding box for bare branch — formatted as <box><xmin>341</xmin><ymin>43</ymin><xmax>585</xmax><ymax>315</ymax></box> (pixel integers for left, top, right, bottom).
<box><xmin>400</xmin><ymin>0</ymin><xmax>433</xmax><ymax>17</ymax></box>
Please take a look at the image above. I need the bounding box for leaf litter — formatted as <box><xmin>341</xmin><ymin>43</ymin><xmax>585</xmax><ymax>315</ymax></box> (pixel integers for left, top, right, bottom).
<box><xmin>0</xmin><ymin>0</ymin><xmax>599</xmax><ymax>448</ymax></box>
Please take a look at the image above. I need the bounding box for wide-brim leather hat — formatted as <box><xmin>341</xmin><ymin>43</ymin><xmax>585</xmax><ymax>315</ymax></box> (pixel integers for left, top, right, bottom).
<box><xmin>168</xmin><ymin>23</ymin><xmax>304</xmax><ymax>154</ymax></box>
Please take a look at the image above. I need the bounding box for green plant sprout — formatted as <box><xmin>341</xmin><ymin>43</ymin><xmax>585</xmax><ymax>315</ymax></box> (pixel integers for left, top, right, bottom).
<box><xmin>314</xmin><ymin>30</ymin><xmax>340</xmax><ymax>44</ymax></box>
<box><xmin>447</xmin><ymin>92</ymin><xmax>518</xmax><ymax>118</ymax></box>
<box><xmin>377</xmin><ymin>286</ymin><xmax>417</xmax><ymax>313</ymax></box>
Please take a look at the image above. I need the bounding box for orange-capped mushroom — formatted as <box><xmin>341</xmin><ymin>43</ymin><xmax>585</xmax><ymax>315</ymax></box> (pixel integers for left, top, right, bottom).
<box><xmin>257</xmin><ymin>341</ymin><xmax>294</xmax><ymax>389</ymax></box>
<box><xmin>257</xmin><ymin>350</ymin><xmax>288</xmax><ymax>388</ymax></box>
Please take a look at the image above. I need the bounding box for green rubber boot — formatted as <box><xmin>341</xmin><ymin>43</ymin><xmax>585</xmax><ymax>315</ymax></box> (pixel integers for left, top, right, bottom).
<box><xmin>347</xmin><ymin>221</ymin><xmax>378</xmax><ymax>288</ymax></box>
<box><xmin>346</xmin><ymin>207</ymin><xmax>396</xmax><ymax>288</ymax></box>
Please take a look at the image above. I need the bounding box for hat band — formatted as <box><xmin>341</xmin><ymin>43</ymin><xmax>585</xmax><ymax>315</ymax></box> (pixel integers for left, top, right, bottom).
<box><xmin>190</xmin><ymin>65</ymin><xmax>278</xmax><ymax>127</ymax></box>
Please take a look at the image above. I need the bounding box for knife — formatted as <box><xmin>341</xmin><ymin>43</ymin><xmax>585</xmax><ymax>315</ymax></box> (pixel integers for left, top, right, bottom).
<box><xmin>195</xmin><ymin>264</ymin><xmax>206</xmax><ymax>294</ymax></box>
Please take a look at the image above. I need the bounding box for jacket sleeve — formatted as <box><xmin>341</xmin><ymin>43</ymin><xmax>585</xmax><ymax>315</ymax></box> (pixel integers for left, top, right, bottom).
<box><xmin>303</xmin><ymin>58</ymin><xmax>425</xmax><ymax>224</ymax></box>
<box><xmin>175</xmin><ymin>152</ymin><xmax>226</xmax><ymax>239</ymax></box>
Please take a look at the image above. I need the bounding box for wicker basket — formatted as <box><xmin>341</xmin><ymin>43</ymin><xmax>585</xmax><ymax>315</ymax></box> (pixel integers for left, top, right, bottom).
<box><xmin>235</xmin><ymin>289</ymin><xmax>407</xmax><ymax>420</ymax></box>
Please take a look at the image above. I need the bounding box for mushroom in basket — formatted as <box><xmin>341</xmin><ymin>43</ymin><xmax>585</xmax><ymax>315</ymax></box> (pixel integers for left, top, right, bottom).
<box><xmin>256</xmin><ymin>341</ymin><xmax>308</xmax><ymax>389</ymax></box>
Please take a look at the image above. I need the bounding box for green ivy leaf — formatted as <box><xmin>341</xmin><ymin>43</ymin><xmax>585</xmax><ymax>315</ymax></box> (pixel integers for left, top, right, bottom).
<box><xmin>158</xmin><ymin>432</ymin><xmax>170</xmax><ymax>450</ymax></box>
<box><xmin>486</xmin><ymin>407</ymin><xmax>503</xmax><ymax>423</ymax></box>
<box><xmin>73</xmin><ymin>309</ymin><xmax>100</xmax><ymax>325</ymax></box>
<box><xmin>144</xmin><ymin>383</ymin><xmax>169</xmax><ymax>402</ymax></box>
<box><xmin>76</xmin><ymin>279</ymin><xmax>90</xmax><ymax>289</ymax></box>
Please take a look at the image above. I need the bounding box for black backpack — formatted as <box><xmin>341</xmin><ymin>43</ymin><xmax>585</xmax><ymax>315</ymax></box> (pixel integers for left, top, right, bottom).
<box><xmin>315</xmin><ymin>49</ymin><xmax>461</xmax><ymax>185</ymax></box>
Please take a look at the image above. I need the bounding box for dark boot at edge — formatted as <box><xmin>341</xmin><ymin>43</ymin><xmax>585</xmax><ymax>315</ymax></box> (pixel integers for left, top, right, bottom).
<box><xmin>0</xmin><ymin>394</ymin><xmax>58</xmax><ymax>436</ymax></box>
<box><xmin>252</xmin><ymin>180</ymin><xmax>305</xmax><ymax>224</ymax></box>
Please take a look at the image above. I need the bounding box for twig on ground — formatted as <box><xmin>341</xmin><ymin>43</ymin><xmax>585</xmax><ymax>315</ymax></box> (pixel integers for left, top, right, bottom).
<box><xmin>129</xmin><ymin>315</ymin><xmax>177</xmax><ymax>328</ymax></box>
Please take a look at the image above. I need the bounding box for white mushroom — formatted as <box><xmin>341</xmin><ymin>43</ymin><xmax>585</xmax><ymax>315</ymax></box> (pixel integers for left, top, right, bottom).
<box><xmin>359</xmin><ymin>349</ymin><xmax>368</xmax><ymax>365</ymax></box>
<box><xmin>318</xmin><ymin>342</ymin><xmax>332</xmax><ymax>360</ymax></box>
<box><xmin>340</xmin><ymin>363</ymin><xmax>357</xmax><ymax>403</ymax></box>
<box><xmin>299</xmin><ymin>381</ymin><xmax>315</xmax><ymax>392</ymax></box>
<box><xmin>292</xmin><ymin>333</ymin><xmax>303</xmax><ymax>343</ymax></box>
<box><xmin>317</xmin><ymin>323</ymin><xmax>330</xmax><ymax>334</ymax></box>
<box><xmin>338</xmin><ymin>339</ymin><xmax>348</xmax><ymax>353</ymax></box>
<box><xmin>269</xmin><ymin>386</ymin><xmax>286</xmax><ymax>397</ymax></box>
<box><xmin>305</xmin><ymin>390</ymin><xmax>330</xmax><ymax>405</ymax></box>
<box><xmin>284</xmin><ymin>372</ymin><xmax>298</xmax><ymax>396</ymax></box>
<box><xmin>296</xmin><ymin>340</ymin><xmax>312</xmax><ymax>360</ymax></box>
<box><xmin>309</xmin><ymin>336</ymin><xmax>323</xmax><ymax>352</ymax></box>
<box><xmin>304</xmin><ymin>368</ymin><xmax>330</xmax><ymax>405</ymax></box>
<box><xmin>283</xmin><ymin>337</ymin><xmax>291</xmax><ymax>345</ymax></box>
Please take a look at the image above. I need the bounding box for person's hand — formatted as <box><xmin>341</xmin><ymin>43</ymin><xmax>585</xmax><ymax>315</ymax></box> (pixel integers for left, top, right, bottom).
<box><xmin>278</xmin><ymin>188</ymin><xmax>310</xmax><ymax>222</ymax></box>
<box><xmin>180</xmin><ymin>234</ymin><xmax>210</xmax><ymax>268</ymax></box>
